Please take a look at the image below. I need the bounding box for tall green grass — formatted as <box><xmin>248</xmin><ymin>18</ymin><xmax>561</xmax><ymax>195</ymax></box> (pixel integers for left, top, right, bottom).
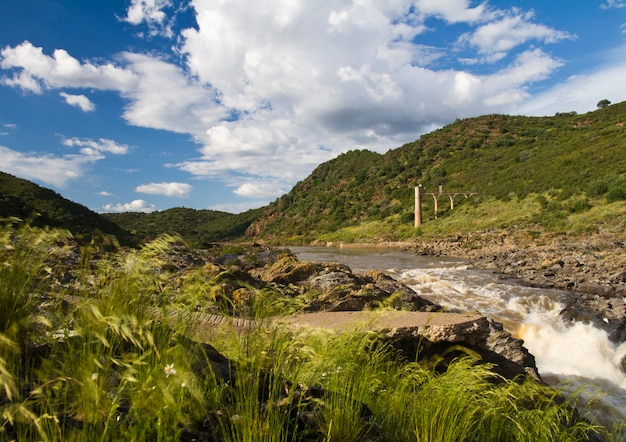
<box><xmin>0</xmin><ymin>222</ymin><xmax>614</xmax><ymax>440</ymax></box>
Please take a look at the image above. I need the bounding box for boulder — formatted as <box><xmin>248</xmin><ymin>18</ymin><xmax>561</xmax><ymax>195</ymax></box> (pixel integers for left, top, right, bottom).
<box><xmin>253</xmin><ymin>255</ymin><xmax>439</xmax><ymax>313</ymax></box>
<box><xmin>560</xmin><ymin>293</ymin><xmax>626</xmax><ymax>343</ymax></box>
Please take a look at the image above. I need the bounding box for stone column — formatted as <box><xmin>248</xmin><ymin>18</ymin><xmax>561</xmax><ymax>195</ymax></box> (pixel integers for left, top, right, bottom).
<box><xmin>414</xmin><ymin>186</ymin><xmax>422</xmax><ymax>227</ymax></box>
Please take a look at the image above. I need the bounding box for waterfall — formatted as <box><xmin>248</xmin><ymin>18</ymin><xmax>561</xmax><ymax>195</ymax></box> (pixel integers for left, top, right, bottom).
<box><xmin>291</xmin><ymin>246</ymin><xmax>626</xmax><ymax>428</ymax></box>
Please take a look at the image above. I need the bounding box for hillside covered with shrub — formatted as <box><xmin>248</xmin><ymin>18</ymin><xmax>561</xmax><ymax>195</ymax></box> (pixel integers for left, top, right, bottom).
<box><xmin>103</xmin><ymin>207</ymin><xmax>263</xmax><ymax>247</ymax></box>
<box><xmin>250</xmin><ymin>102</ymin><xmax>626</xmax><ymax>242</ymax></box>
<box><xmin>2</xmin><ymin>102</ymin><xmax>626</xmax><ymax>246</ymax></box>
<box><xmin>0</xmin><ymin>172</ymin><xmax>136</xmax><ymax>245</ymax></box>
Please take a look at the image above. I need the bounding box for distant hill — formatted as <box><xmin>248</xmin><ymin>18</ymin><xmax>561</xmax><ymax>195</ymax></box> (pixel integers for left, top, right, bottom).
<box><xmin>4</xmin><ymin>102</ymin><xmax>625</xmax><ymax>247</ymax></box>
<box><xmin>249</xmin><ymin>102</ymin><xmax>626</xmax><ymax>241</ymax></box>
<box><xmin>0</xmin><ymin>171</ymin><xmax>262</xmax><ymax>247</ymax></box>
<box><xmin>103</xmin><ymin>207</ymin><xmax>263</xmax><ymax>247</ymax></box>
<box><xmin>0</xmin><ymin>171</ymin><xmax>135</xmax><ymax>245</ymax></box>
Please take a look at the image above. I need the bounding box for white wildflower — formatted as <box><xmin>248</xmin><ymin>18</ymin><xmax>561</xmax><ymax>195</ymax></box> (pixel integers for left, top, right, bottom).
<box><xmin>164</xmin><ymin>363</ymin><xmax>177</xmax><ymax>377</ymax></box>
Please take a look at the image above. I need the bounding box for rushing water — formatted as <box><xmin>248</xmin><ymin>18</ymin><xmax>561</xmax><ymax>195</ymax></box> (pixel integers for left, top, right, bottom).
<box><xmin>289</xmin><ymin>246</ymin><xmax>626</xmax><ymax>429</ymax></box>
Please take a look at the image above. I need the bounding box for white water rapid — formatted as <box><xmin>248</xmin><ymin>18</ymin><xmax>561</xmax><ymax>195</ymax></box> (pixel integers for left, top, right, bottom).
<box><xmin>290</xmin><ymin>246</ymin><xmax>626</xmax><ymax>430</ymax></box>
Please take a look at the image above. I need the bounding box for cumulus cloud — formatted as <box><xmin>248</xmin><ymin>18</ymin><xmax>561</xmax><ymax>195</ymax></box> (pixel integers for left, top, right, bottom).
<box><xmin>103</xmin><ymin>199</ymin><xmax>156</xmax><ymax>213</ymax></box>
<box><xmin>63</xmin><ymin>137</ymin><xmax>129</xmax><ymax>156</ymax></box>
<box><xmin>0</xmin><ymin>1</ymin><xmax>597</xmax><ymax>204</ymax></box>
<box><xmin>0</xmin><ymin>137</ymin><xmax>131</xmax><ymax>187</ymax></box>
<box><xmin>97</xmin><ymin>191</ymin><xmax>113</xmax><ymax>196</ymax></box>
<box><xmin>0</xmin><ymin>41</ymin><xmax>138</xmax><ymax>94</ymax></box>
<box><xmin>413</xmin><ymin>0</ymin><xmax>489</xmax><ymax>23</ymax></box>
<box><xmin>122</xmin><ymin>0</ymin><xmax>176</xmax><ymax>38</ymax></box>
<box><xmin>59</xmin><ymin>92</ymin><xmax>95</xmax><ymax>112</ymax></box>
<box><xmin>457</xmin><ymin>10</ymin><xmax>575</xmax><ymax>63</ymax></box>
<box><xmin>233</xmin><ymin>182</ymin><xmax>286</xmax><ymax>199</ymax></box>
<box><xmin>0</xmin><ymin>145</ymin><xmax>99</xmax><ymax>187</ymax></box>
<box><xmin>123</xmin><ymin>0</ymin><xmax>171</xmax><ymax>25</ymax></box>
<box><xmin>516</xmin><ymin>58</ymin><xmax>626</xmax><ymax>115</ymax></box>
<box><xmin>136</xmin><ymin>182</ymin><xmax>192</xmax><ymax>197</ymax></box>
<box><xmin>120</xmin><ymin>53</ymin><xmax>225</xmax><ymax>135</ymax></box>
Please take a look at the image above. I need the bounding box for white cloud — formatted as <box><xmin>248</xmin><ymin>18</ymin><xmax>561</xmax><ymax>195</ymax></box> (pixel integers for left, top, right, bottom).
<box><xmin>516</xmin><ymin>58</ymin><xmax>626</xmax><ymax>115</ymax></box>
<box><xmin>63</xmin><ymin>137</ymin><xmax>129</xmax><ymax>156</ymax></box>
<box><xmin>103</xmin><ymin>199</ymin><xmax>156</xmax><ymax>213</ymax></box>
<box><xmin>0</xmin><ymin>2</ymin><xmax>604</xmax><ymax>205</ymax></box>
<box><xmin>59</xmin><ymin>92</ymin><xmax>95</xmax><ymax>112</ymax></box>
<box><xmin>136</xmin><ymin>182</ymin><xmax>192</xmax><ymax>197</ymax></box>
<box><xmin>0</xmin><ymin>137</ymin><xmax>130</xmax><ymax>188</ymax></box>
<box><xmin>413</xmin><ymin>0</ymin><xmax>489</xmax><ymax>23</ymax></box>
<box><xmin>0</xmin><ymin>145</ymin><xmax>99</xmax><ymax>187</ymax></box>
<box><xmin>208</xmin><ymin>201</ymin><xmax>268</xmax><ymax>214</ymax></box>
<box><xmin>0</xmin><ymin>70</ymin><xmax>43</xmax><ymax>93</ymax></box>
<box><xmin>97</xmin><ymin>191</ymin><xmax>113</xmax><ymax>196</ymax></box>
<box><xmin>1</xmin><ymin>123</ymin><xmax>16</xmax><ymax>135</ymax></box>
<box><xmin>601</xmin><ymin>0</ymin><xmax>626</xmax><ymax>9</ymax></box>
<box><xmin>457</xmin><ymin>10</ymin><xmax>575</xmax><ymax>63</ymax></box>
<box><xmin>120</xmin><ymin>53</ymin><xmax>225</xmax><ymax>135</ymax></box>
<box><xmin>233</xmin><ymin>182</ymin><xmax>286</xmax><ymax>199</ymax></box>
<box><xmin>123</xmin><ymin>0</ymin><xmax>171</xmax><ymax>25</ymax></box>
<box><xmin>0</xmin><ymin>41</ymin><xmax>138</xmax><ymax>94</ymax></box>
<box><xmin>482</xmin><ymin>49</ymin><xmax>564</xmax><ymax>106</ymax></box>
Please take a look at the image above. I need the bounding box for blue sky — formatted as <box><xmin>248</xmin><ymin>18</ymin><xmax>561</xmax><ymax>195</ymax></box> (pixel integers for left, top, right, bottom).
<box><xmin>1</xmin><ymin>0</ymin><xmax>625</xmax><ymax>214</ymax></box>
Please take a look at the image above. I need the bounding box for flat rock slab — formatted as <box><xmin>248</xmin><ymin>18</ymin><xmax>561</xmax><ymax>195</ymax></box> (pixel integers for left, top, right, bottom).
<box><xmin>273</xmin><ymin>310</ymin><xmax>487</xmax><ymax>343</ymax></box>
<box><xmin>61</xmin><ymin>294</ymin><xmax>488</xmax><ymax>345</ymax></box>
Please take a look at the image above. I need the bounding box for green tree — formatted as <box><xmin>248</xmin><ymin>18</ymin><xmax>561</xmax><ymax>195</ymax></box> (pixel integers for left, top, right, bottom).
<box><xmin>597</xmin><ymin>99</ymin><xmax>611</xmax><ymax>109</ymax></box>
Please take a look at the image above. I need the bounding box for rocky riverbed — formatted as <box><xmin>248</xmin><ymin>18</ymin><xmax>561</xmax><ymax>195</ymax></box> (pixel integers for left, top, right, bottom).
<box><xmin>409</xmin><ymin>229</ymin><xmax>626</xmax><ymax>345</ymax></box>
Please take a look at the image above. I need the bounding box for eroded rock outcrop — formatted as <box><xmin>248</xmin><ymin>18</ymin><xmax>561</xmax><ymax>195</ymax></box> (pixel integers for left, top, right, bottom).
<box><xmin>252</xmin><ymin>255</ymin><xmax>440</xmax><ymax>313</ymax></box>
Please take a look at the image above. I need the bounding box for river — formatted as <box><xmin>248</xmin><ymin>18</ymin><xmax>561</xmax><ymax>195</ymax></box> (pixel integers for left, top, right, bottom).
<box><xmin>289</xmin><ymin>246</ymin><xmax>626</xmax><ymax>430</ymax></box>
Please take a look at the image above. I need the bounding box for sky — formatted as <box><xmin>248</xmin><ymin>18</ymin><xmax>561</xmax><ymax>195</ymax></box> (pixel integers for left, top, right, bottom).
<box><xmin>1</xmin><ymin>1</ymin><xmax>625</xmax><ymax>214</ymax></box>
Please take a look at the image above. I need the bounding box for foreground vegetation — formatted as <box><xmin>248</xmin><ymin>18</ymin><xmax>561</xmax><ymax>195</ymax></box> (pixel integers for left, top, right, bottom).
<box><xmin>0</xmin><ymin>220</ymin><xmax>618</xmax><ymax>441</ymax></box>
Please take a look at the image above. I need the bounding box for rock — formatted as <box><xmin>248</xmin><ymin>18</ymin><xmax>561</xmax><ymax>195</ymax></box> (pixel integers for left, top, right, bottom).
<box><xmin>309</xmin><ymin>269</ymin><xmax>357</xmax><ymax>291</ymax></box>
<box><xmin>253</xmin><ymin>254</ymin><xmax>438</xmax><ymax>313</ymax></box>
<box><xmin>575</xmin><ymin>282</ymin><xmax>616</xmax><ymax>298</ymax></box>
<box><xmin>484</xmin><ymin>319</ymin><xmax>539</xmax><ymax>378</ymax></box>
<box><xmin>412</xmin><ymin>230</ymin><xmax>626</xmax><ymax>347</ymax></box>
<box><xmin>363</xmin><ymin>270</ymin><xmax>440</xmax><ymax>312</ymax></box>
<box><xmin>560</xmin><ymin>293</ymin><xmax>626</xmax><ymax>343</ymax></box>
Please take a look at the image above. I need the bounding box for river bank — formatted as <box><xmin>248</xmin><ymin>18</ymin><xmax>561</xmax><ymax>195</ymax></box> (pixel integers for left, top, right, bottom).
<box><xmin>320</xmin><ymin>228</ymin><xmax>626</xmax><ymax>345</ymax></box>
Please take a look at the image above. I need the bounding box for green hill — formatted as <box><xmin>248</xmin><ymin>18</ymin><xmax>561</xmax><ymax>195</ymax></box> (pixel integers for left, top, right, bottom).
<box><xmin>102</xmin><ymin>207</ymin><xmax>263</xmax><ymax>247</ymax></box>
<box><xmin>4</xmin><ymin>102</ymin><xmax>625</xmax><ymax>247</ymax></box>
<box><xmin>249</xmin><ymin>102</ymin><xmax>626</xmax><ymax>242</ymax></box>
<box><xmin>0</xmin><ymin>171</ymin><xmax>135</xmax><ymax>245</ymax></box>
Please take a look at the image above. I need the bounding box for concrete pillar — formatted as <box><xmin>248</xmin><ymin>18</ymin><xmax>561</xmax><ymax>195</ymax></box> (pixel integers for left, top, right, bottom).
<box><xmin>414</xmin><ymin>186</ymin><xmax>422</xmax><ymax>228</ymax></box>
